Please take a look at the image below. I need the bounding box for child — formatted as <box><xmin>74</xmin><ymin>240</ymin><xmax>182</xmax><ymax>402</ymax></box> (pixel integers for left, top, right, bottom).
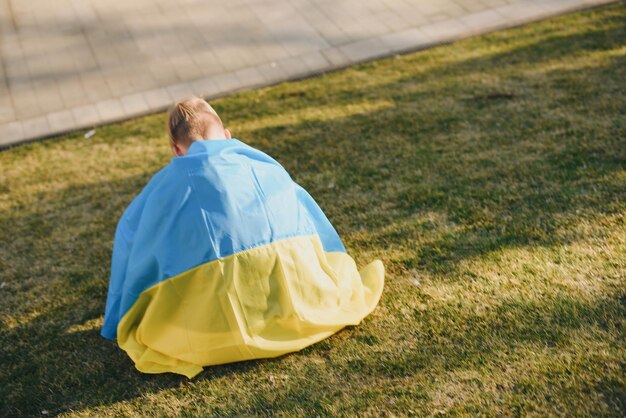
<box><xmin>101</xmin><ymin>97</ymin><xmax>384</xmax><ymax>378</ymax></box>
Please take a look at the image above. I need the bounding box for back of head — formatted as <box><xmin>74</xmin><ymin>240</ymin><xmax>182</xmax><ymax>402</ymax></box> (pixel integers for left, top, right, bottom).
<box><xmin>167</xmin><ymin>97</ymin><xmax>225</xmax><ymax>151</ymax></box>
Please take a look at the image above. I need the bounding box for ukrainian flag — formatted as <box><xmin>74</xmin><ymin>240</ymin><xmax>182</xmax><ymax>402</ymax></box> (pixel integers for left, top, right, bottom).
<box><xmin>101</xmin><ymin>139</ymin><xmax>384</xmax><ymax>378</ymax></box>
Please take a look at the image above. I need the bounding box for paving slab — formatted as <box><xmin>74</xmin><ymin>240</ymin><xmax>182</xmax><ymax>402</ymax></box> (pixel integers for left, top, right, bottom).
<box><xmin>0</xmin><ymin>0</ymin><xmax>618</xmax><ymax>148</ymax></box>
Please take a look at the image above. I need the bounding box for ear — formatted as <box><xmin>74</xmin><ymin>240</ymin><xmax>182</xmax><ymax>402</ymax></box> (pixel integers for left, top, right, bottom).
<box><xmin>224</xmin><ymin>128</ymin><xmax>232</xmax><ymax>139</ymax></box>
<box><xmin>171</xmin><ymin>144</ymin><xmax>184</xmax><ymax>156</ymax></box>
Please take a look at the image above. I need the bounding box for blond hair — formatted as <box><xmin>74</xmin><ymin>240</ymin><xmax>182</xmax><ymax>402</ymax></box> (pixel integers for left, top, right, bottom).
<box><xmin>167</xmin><ymin>97</ymin><xmax>221</xmax><ymax>147</ymax></box>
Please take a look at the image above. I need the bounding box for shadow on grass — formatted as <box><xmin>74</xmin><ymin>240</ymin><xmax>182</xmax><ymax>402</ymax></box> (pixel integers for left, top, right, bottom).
<box><xmin>1</xmin><ymin>6</ymin><xmax>625</xmax><ymax>416</ymax></box>
<box><xmin>257</xmin><ymin>52</ymin><xmax>624</xmax><ymax>274</ymax></box>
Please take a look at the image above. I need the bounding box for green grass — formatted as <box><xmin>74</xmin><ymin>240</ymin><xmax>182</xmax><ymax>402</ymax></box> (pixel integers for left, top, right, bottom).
<box><xmin>1</xmin><ymin>4</ymin><xmax>625</xmax><ymax>416</ymax></box>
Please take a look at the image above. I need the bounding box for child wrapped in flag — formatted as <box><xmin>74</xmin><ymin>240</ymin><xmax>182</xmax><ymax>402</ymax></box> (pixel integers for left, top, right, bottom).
<box><xmin>101</xmin><ymin>98</ymin><xmax>385</xmax><ymax>378</ymax></box>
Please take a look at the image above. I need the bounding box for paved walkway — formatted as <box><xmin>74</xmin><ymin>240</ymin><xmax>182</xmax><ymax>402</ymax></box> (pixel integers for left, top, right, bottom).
<box><xmin>0</xmin><ymin>0</ymin><xmax>617</xmax><ymax>148</ymax></box>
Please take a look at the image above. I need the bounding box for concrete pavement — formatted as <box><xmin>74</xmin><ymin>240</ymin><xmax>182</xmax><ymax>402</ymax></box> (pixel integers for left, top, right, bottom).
<box><xmin>0</xmin><ymin>0</ymin><xmax>617</xmax><ymax>148</ymax></box>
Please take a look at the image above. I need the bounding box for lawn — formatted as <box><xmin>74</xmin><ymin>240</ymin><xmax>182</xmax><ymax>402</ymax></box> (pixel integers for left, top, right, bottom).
<box><xmin>1</xmin><ymin>4</ymin><xmax>624</xmax><ymax>416</ymax></box>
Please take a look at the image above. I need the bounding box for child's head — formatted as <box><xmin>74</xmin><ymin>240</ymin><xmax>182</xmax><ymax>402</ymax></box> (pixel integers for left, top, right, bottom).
<box><xmin>167</xmin><ymin>97</ymin><xmax>231</xmax><ymax>156</ymax></box>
